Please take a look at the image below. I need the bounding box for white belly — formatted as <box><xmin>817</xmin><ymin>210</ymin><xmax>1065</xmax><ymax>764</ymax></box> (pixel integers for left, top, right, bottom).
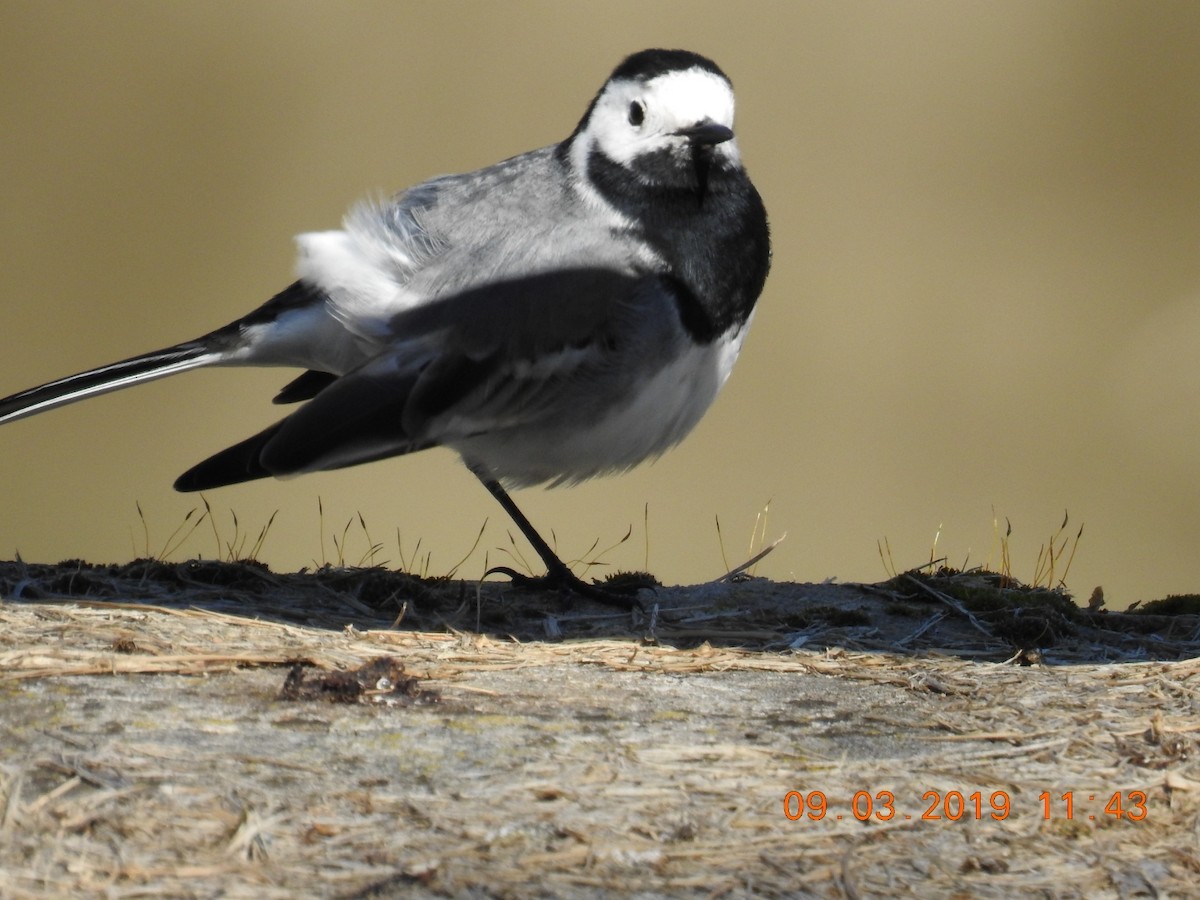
<box><xmin>453</xmin><ymin>320</ymin><xmax>750</xmax><ymax>488</ymax></box>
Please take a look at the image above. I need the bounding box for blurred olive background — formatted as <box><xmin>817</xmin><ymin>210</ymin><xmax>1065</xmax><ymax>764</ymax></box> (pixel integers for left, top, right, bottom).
<box><xmin>3</xmin><ymin>1</ymin><xmax>1199</xmax><ymax>607</ymax></box>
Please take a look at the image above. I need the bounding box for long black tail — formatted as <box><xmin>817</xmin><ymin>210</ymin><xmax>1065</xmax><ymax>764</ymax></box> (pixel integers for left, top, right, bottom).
<box><xmin>0</xmin><ymin>341</ymin><xmax>222</xmax><ymax>426</ymax></box>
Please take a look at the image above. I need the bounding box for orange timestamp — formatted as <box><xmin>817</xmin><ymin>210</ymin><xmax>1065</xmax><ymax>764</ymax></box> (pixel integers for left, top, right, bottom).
<box><xmin>782</xmin><ymin>789</ymin><xmax>1149</xmax><ymax>822</ymax></box>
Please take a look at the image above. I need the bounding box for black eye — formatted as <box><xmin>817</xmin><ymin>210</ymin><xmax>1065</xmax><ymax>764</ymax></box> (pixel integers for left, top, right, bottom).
<box><xmin>627</xmin><ymin>101</ymin><xmax>645</xmax><ymax>126</ymax></box>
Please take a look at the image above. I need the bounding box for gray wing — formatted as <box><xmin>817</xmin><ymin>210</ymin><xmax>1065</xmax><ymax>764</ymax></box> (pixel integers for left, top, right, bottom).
<box><xmin>298</xmin><ymin>146</ymin><xmax>648</xmax><ymax>346</ymax></box>
<box><xmin>175</xmin><ymin>268</ymin><xmax>687</xmax><ymax>489</ymax></box>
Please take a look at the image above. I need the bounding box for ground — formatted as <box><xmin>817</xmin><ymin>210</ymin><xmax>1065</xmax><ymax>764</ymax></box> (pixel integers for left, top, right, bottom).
<box><xmin>1</xmin><ymin>559</ymin><xmax>1198</xmax><ymax>898</ymax></box>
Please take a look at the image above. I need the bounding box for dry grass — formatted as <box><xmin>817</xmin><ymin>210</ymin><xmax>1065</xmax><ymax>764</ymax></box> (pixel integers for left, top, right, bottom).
<box><xmin>1</xmin><ymin>558</ymin><xmax>1198</xmax><ymax>897</ymax></box>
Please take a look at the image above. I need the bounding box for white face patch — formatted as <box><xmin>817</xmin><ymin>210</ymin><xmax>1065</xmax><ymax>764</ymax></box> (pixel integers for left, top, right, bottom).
<box><xmin>573</xmin><ymin>67</ymin><xmax>739</xmax><ymax>171</ymax></box>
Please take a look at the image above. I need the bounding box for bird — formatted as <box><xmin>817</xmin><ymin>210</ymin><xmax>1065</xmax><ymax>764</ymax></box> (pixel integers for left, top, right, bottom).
<box><xmin>0</xmin><ymin>48</ymin><xmax>771</xmax><ymax>606</ymax></box>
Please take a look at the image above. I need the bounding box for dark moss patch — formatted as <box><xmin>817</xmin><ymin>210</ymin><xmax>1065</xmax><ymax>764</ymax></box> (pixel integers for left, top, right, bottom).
<box><xmin>601</xmin><ymin>570</ymin><xmax>661</xmax><ymax>593</ymax></box>
<box><xmin>884</xmin><ymin>569</ymin><xmax>1082</xmax><ymax>648</ymax></box>
<box><xmin>1135</xmin><ymin>594</ymin><xmax>1200</xmax><ymax>616</ymax></box>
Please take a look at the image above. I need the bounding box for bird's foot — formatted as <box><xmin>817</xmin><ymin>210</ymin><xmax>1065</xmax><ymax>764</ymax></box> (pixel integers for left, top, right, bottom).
<box><xmin>485</xmin><ymin>563</ymin><xmax>647</xmax><ymax>610</ymax></box>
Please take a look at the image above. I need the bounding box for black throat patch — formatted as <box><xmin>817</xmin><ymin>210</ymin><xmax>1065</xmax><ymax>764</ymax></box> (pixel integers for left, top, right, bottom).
<box><xmin>582</xmin><ymin>147</ymin><xmax>771</xmax><ymax>344</ymax></box>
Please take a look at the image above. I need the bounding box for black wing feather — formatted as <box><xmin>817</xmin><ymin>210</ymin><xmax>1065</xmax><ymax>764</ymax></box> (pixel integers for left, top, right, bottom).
<box><xmin>175</xmin><ymin>267</ymin><xmax>665</xmax><ymax>489</ymax></box>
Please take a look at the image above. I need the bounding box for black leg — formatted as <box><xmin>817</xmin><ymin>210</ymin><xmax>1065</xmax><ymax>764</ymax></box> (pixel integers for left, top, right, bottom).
<box><xmin>472</xmin><ymin>469</ymin><xmax>640</xmax><ymax>609</ymax></box>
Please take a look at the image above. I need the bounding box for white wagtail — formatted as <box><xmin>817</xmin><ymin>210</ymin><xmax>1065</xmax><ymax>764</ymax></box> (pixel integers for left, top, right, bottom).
<box><xmin>0</xmin><ymin>48</ymin><xmax>771</xmax><ymax>605</ymax></box>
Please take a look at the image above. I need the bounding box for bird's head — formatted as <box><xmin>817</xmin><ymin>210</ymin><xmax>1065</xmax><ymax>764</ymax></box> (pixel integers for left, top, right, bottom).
<box><xmin>568</xmin><ymin>49</ymin><xmax>741</xmax><ymax>197</ymax></box>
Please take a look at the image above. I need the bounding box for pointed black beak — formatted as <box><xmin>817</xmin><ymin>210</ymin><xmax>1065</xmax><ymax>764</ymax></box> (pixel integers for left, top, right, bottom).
<box><xmin>673</xmin><ymin>121</ymin><xmax>735</xmax><ymax>146</ymax></box>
